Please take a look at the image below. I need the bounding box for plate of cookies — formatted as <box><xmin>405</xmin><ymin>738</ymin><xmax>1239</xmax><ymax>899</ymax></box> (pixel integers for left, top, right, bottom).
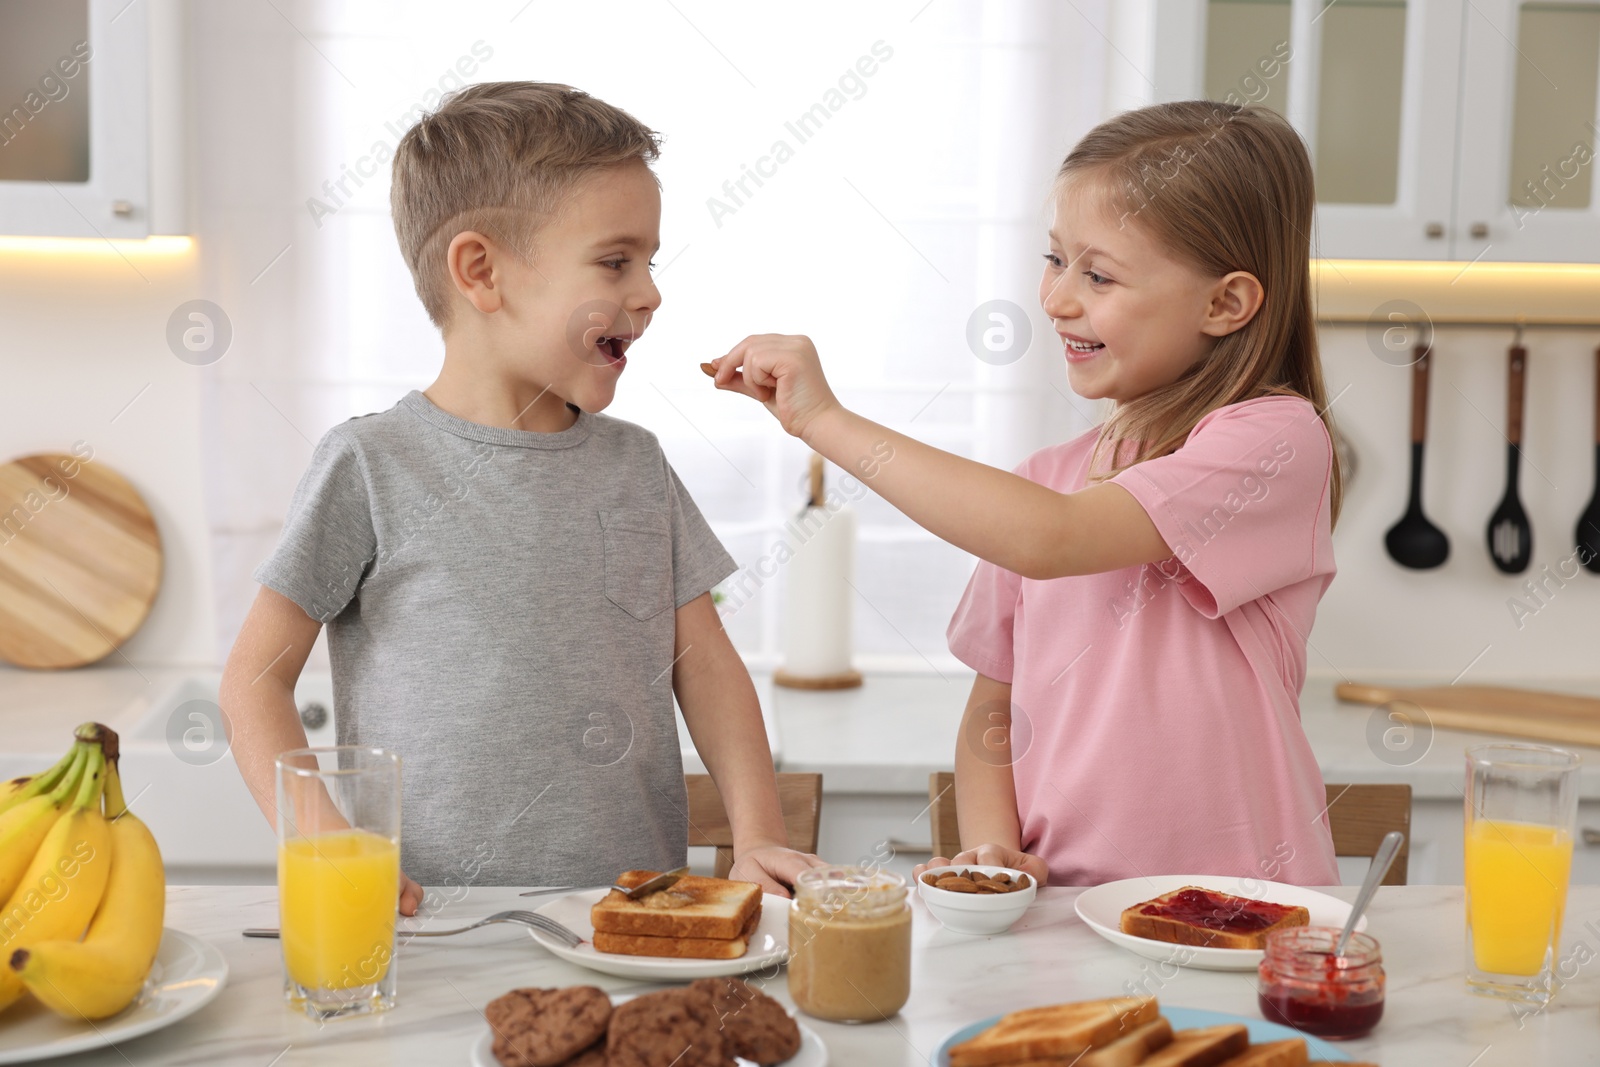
<box><xmin>526</xmin><ymin>874</ymin><xmax>790</xmax><ymax>979</ymax></box>
<box><xmin>474</xmin><ymin>978</ymin><xmax>827</xmax><ymax>1067</ymax></box>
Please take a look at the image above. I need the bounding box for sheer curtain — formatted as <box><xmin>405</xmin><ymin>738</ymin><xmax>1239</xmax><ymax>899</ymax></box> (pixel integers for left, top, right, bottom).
<box><xmin>196</xmin><ymin>0</ymin><xmax>1114</xmax><ymax>670</ymax></box>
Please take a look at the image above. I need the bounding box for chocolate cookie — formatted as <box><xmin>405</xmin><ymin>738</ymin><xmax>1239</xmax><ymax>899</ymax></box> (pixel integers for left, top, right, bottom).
<box><xmin>691</xmin><ymin>977</ymin><xmax>802</xmax><ymax>1064</ymax></box>
<box><xmin>606</xmin><ymin>987</ymin><xmax>729</xmax><ymax>1067</ymax></box>
<box><xmin>486</xmin><ymin>986</ymin><xmax>612</xmax><ymax>1067</ymax></box>
<box><xmin>560</xmin><ymin>1041</ymin><xmax>608</xmax><ymax>1066</ymax></box>
<box><xmin>485</xmin><ymin>987</ymin><xmax>539</xmax><ymax>1034</ymax></box>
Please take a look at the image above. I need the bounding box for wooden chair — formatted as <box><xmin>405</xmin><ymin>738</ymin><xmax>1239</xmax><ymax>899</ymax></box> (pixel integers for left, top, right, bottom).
<box><xmin>929</xmin><ymin>771</ymin><xmax>961</xmax><ymax>860</ymax></box>
<box><xmin>685</xmin><ymin>773</ymin><xmax>823</xmax><ymax>878</ymax></box>
<box><xmin>927</xmin><ymin>773</ymin><xmax>1412</xmax><ymax>885</ymax></box>
<box><xmin>1323</xmin><ymin>783</ymin><xmax>1411</xmax><ymax>886</ymax></box>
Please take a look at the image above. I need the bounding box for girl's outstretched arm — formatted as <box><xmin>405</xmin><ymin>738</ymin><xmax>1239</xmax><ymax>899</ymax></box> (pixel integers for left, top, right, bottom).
<box><xmin>709</xmin><ymin>334</ymin><xmax>1172</xmax><ymax>579</ymax></box>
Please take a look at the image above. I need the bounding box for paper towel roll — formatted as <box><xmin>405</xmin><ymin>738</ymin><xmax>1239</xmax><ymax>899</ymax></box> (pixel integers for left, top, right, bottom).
<box><xmin>777</xmin><ymin>502</ymin><xmax>860</xmax><ymax>685</ymax></box>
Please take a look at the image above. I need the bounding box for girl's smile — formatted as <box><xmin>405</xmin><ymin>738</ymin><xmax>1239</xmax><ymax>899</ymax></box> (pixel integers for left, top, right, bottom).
<box><xmin>1060</xmin><ymin>332</ymin><xmax>1106</xmax><ymax>362</ymax></box>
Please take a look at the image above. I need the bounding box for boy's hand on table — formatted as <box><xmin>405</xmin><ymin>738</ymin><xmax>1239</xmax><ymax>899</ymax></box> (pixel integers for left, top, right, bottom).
<box><xmin>729</xmin><ymin>844</ymin><xmax>831</xmax><ymax>899</ymax></box>
<box><xmin>398</xmin><ymin>872</ymin><xmax>424</xmax><ymax>917</ymax></box>
<box><xmin>914</xmin><ymin>844</ymin><xmax>1049</xmax><ymax>887</ymax></box>
<box><xmin>705</xmin><ymin>334</ymin><xmax>842</xmax><ymax>444</ymax></box>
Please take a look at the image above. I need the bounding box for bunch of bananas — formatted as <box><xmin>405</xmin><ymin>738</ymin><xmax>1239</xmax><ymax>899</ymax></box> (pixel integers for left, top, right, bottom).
<box><xmin>0</xmin><ymin>723</ymin><xmax>165</xmax><ymax>1021</ymax></box>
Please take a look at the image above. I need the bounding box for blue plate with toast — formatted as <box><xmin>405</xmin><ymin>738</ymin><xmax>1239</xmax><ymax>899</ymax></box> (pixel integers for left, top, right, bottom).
<box><xmin>934</xmin><ymin>1006</ymin><xmax>1353</xmax><ymax>1064</ymax></box>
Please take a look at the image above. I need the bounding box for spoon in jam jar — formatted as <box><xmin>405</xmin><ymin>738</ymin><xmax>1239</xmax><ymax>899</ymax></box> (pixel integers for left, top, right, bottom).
<box><xmin>1335</xmin><ymin>830</ymin><xmax>1405</xmax><ymax>958</ymax></box>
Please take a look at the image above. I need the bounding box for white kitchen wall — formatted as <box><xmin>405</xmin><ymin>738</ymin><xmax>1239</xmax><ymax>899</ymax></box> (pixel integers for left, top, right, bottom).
<box><xmin>0</xmin><ymin>240</ymin><xmax>216</xmax><ymax>666</ymax></box>
<box><xmin>1</xmin><ymin>1</ymin><xmax>1597</xmax><ymax>684</ymax></box>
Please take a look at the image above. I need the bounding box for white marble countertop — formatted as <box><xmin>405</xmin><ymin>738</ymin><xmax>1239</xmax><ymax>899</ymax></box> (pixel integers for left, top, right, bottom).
<box><xmin>11</xmin><ymin>883</ymin><xmax>1595</xmax><ymax>1066</ymax></box>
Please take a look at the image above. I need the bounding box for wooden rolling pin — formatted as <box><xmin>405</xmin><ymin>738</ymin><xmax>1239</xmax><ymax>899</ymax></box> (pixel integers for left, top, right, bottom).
<box><xmin>1336</xmin><ymin>681</ymin><xmax>1600</xmax><ymax>747</ymax></box>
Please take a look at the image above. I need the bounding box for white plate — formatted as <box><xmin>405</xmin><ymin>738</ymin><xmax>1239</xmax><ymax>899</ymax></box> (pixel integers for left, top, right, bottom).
<box><xmin>1073</xmin><ymin>875</ymin><xmax>1365</xmax><ymax>972</ymax></box>
<box><xmin>526</xmin><ymin>889</ymin><xmax>789</xmax><ymax>980</ymax></box>
<box><xmin>0</xmin><ymin>928</ymin><xmax>228</xmax><ymax>1064</ymax></box>
<box><xmin>468</xmin><ymin>992</ymin><xmax>828</xmax><ymax>1066</ymax></box>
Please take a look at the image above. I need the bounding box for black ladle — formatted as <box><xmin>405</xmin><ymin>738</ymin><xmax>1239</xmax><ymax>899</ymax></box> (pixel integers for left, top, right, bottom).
<box><xmin>1486</xmin><ymin>343</ymin><xmax>1532</xmax><ymax>573</ymax></box>
<box><xmin>1577</xmin><ymin>345</ymin><xmax>1600</xmax><ymax>574</ymax></box>
<box><xmin>1386</xmin><ymin>342</ymin><xmax>1450</xmax><ymax>569</ymax></box>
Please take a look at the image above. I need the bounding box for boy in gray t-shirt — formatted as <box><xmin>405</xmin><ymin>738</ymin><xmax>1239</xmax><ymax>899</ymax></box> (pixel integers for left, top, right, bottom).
<box><xmin>222</xmin><ymin>83</ymin><xmax>826</xmax><ymax>912</ymax></box>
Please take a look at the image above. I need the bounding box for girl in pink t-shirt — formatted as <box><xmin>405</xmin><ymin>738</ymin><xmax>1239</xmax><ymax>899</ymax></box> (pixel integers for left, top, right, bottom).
<box><xmin>708</xmin><ymin>101</ymin><xmax>1345</xmax><ymax>887</ymax></box>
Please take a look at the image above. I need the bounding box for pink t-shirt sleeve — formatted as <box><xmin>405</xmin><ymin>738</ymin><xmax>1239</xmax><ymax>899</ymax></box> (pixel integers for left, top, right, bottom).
<box><xmin>1111</xmin><ymin>396</ymin><xmax>1333</xmax><ymax>619</ymax></box>
<box><xmin>946</xmin><ymin>558</ymin><xmax>1024</xmax><ymax>683</ymax></box>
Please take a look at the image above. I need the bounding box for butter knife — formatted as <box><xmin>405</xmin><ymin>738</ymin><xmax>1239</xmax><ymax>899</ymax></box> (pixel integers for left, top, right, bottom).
<box><xmin>610</xmin><ymin>865</ymin><xmax>690</xmax><ymax>900</ymax></box>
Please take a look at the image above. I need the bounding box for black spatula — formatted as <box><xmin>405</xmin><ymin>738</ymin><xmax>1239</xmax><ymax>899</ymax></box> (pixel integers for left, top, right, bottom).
<box><xmin>1385</xmin><ymin>343</ymin><xmax>1450</xmax><ymax>569</ymax></box>
<box><xmin>1486</xmin><ymin>343</ymin><xmax>1532</xmax><ymax>573</ymax></box>
<box><xmin>1577</xmin><ymin>345</ymin><xmax>1600</xmax><ymax>574</ymax></box>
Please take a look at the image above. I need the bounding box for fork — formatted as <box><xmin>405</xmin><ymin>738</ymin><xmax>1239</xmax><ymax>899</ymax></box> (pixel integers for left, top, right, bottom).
<box><xmin>243</xmin><ymin>909</ymin><xmax>584</xmax><ymax>947</ymax></box>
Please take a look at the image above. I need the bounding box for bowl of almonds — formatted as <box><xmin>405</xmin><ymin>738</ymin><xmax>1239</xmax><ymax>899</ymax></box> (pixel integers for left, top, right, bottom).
<box><xmin>916</xmin><ymin>865</ymin><xmax>1037</xmax><ymax>935</ymax></box>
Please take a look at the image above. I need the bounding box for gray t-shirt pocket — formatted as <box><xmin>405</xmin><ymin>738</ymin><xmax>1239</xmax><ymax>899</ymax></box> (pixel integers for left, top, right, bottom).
<box><xmin>599</xmin><ymin>507</ymin><xmax>673</xmax><ymax>621</ymax></box>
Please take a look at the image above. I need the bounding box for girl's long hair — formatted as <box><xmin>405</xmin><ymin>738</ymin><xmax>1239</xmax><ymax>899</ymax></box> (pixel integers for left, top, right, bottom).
<box><xmin>1060</xmin><ymin>101</ymin><xmax>1342</xmax><ymax>525</ymax></box>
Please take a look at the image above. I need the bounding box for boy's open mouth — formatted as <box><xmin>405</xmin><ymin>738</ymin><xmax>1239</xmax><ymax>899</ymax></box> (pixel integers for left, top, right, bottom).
<box><xmin>596</xmin><ymin>334</ymin><xmax>634</xmax><ymax>368</ymax></box>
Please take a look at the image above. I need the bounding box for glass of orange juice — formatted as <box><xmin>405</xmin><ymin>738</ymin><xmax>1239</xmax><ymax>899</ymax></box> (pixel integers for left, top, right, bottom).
<box><xmin>1464</xmin><ymin>743</ymin><xmax>1580</xmax><ymax>1005</ymax></box>
<box><xmin>276</xmin><ymin>746</ymin><xmax>401</xmax><ymax>1019</ymax></box>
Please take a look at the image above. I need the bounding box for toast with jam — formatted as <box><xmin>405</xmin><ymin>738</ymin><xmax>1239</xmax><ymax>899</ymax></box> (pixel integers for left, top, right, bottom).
<box><xmin>1119</xmin><ymin>886</ymin><xmax>1309</xmax><ymax>951</ymax></box>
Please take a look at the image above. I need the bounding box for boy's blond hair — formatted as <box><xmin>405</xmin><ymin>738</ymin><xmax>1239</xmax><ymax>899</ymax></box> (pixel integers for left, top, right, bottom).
<box><xmin>390</xmin><ymin>81</ymin><xmax>661</xmax><ymax>329</ymax></box>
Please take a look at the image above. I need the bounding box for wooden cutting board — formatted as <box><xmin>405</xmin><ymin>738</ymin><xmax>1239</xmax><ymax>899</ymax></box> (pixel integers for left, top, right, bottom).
<box><xmin>0</xmin><ymin>452</ymin><xmax>162</xmax><ymax>669</ymax></box>
<box><xmin>1336</xmin><ymin>681</ymin><xmax>1600</xmax><ymax>747</ymax></box>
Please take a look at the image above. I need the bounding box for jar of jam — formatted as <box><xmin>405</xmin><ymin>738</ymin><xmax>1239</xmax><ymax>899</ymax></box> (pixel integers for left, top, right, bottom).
<box><xmin>787</xmin><ymin>866</ymin><xmax>911</xmax><ymax>1022</ymax></box>
<box><xmin>1258</xmin><ymin>927</ymin><xmax>1384</xmax><ymax>1040</ymax></box>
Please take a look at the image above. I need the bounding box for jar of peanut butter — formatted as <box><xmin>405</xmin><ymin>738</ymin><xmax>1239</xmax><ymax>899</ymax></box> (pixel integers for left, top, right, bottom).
<box><xmin>787</xmin><ymin>866</ymin><xmax>911</xmax><ymax>1022</ymax></box>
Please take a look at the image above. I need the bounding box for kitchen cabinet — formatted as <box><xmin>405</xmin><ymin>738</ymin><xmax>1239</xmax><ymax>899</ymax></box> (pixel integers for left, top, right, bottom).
<box><xmin>1150</xmin><ymin>0</ymin><xmax>1600</xmax><ymax>263</ymax></box>
<box><xmin>1412</xmin><ymin>797</ymin><xmax>1600</xmax><ymax>885</ymax></box>
<box><xmin>1456</xmin><ymin>0</ymin><xmax>1600</xmax><ymax>262</ymax></box>
<box><xmin>816</xmin><ymin>779</ymin><xmax>1600</xmax><ymax>887</ymax></box>
<box><xmin>0</xmin><ymin>0</ymin><xmax>184</xmax><ymax>239</ymax></box>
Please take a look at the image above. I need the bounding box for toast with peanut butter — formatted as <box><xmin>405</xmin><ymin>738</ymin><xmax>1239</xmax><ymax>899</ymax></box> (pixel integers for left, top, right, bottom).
<box><xmin>591</xmin><ymin>904</ymin><xmax>762</xmax><ymax>959</ymax></box>
<box><xmin>589</xmin><ymin>870</ymin><xmax>763</xmax><ymax>957</ymax></box>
